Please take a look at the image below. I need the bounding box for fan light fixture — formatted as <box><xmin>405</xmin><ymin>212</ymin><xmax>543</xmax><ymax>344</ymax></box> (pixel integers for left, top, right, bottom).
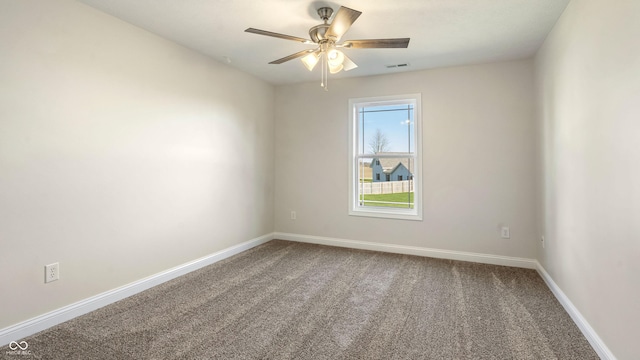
<box><xmin>301</xmin><ymin>46</ymin><xmax>347</xmax><ymax>88</ymax></box>
<box><xmin>245</xmin><ymin>6</ymin><xmax>410</xmax><ymax>91</ymax></box>
<box><xmin>327</xmin><ymin>49</ymin><xmax>345</xmax><ymax>73</ymax></box>
<box><xmin>301</xmin><ymin>51</ymin><xmax>320</xmax><ymax>71</ymax></box>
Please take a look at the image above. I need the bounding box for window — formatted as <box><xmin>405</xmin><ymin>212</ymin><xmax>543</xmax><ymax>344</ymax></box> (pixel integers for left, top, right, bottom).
<box><xmin>349</xmin><ymin>94</ymin><xmax>422</xmax><ymax>220</ymax></box>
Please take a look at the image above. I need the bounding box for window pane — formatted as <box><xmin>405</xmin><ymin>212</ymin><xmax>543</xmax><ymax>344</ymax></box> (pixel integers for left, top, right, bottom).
<box><xmin>358</xmin><ymin>156</ymin><xmax>415</xmax><ymax>209</ymax></box>
<box><xmin>357</xmin><ymin>104</ymin><xmax>414</xmax><ymax>155</ymax></box>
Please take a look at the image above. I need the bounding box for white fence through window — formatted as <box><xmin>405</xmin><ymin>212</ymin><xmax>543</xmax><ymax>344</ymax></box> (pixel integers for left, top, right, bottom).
<box><xmin>359</xmin><ymin>180</ymin><xmax>414</xmax><ymax>195</ymax></box>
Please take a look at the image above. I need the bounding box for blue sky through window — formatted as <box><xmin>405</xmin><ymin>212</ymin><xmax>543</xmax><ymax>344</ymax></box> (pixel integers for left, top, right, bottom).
<box><xmin>358</xmin><ymin>104</ymin><xmax>415</xmax><ymax>154</ymax></box>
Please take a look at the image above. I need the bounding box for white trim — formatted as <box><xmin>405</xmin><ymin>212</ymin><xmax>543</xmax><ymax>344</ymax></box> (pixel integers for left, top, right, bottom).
<box><xmin>274</xmin><ymin>232</ymin><xmax>537</xmax><ymax>269</ymax></box>
<box><xmin>536</xmin><ymin>263</ymin><xmax>616</xmax><ymax>360</ymax></box>
<box><xmin>348</xmin><ymin>93</ymin><xmax>423</xmax><ymax>221</ymax></box>
<box><xmin>0</xmin><ymin>233</ymin><xmax>274</xmax><ymax>347</ymax></box>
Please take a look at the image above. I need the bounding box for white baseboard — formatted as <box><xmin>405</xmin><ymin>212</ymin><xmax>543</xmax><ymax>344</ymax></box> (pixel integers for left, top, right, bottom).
<box><xmin>274</xmin><ymin>232</ymin><xmax>537</xmax><ymax>269</ymax></box>
<box><xmin>536</xmin><ymin>263</ymin><xmax>616</xmax><ymax>360</ymax></box>
<box><xmin>2</xmin><ymin>232</ymin><xmax>614</xmax><ymax>360</ymax></box>
<box><xmin>0</xmin><ymin>233</ymin><xmax>274</xmax><ymax>347</ymax></box>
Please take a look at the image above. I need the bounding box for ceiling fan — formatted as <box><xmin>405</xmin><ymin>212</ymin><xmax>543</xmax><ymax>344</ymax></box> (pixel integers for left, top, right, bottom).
<box><xmin>245</xmin><ymin>6</ymin><xmax>410</xmax><ymax>90</ymax></box>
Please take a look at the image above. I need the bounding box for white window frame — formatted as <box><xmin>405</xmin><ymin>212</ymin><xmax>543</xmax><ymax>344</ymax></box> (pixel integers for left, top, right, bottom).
<box><xmin>348</xmin><ymin>94</ymin><xmax>423</xmax><ymax>221</ymax></box>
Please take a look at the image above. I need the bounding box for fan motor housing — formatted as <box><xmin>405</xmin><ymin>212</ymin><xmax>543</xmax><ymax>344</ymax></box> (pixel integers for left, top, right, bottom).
<box><xmin>309</xmin><ymin>24</ymin><xmax>330</xmax><ymax>43</ymax></box>
<box><xmin>310</xmin><ymin>7</ymin><xmax>334</xmax><ymax>43</ymax></box>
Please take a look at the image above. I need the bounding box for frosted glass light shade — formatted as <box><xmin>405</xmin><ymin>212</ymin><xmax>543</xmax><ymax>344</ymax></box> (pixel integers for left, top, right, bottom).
<box><xmin>327</xmin><ymin>49</ymin><xmax>345</xmax><ymax>74</ymax></box>
<box><xmin>327</xmin><ymin>49</ymin><xmax>344</xmax><ymax>65</ymax></box>
<box><xmin>301</xmin><ymin>52</ymin><xmax>320</xmax><ymax>71</ymax></box>
<box><xmin>329</xmin><ymin>63</ymin><xmax>344</xmax><ymax>74</ymax></box>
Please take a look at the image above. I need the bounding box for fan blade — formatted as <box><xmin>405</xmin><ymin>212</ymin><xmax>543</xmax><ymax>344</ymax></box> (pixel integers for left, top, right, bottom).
<box><xmin>245</xmin><ymin>28</ymin><xmax>311</xmax><ymax>44</ymax></box>
<box><xmin>342</xmin><ymin>38</ymin><xmax>410</xmax><ymax>49</ymax></box>
<box><xmin>342</xmin><ymin>54</ymin><xmax>358</xmax><ymax>71</ymax></box>
<box><xmin>269</xmin><ymin>49</ymin><xmax>316</xmax><ymax>64</ymax></box>
<box><xmin>325</xmin><ymin>6</ymin><xmax>362</xmax><ymax>41</ymax></box>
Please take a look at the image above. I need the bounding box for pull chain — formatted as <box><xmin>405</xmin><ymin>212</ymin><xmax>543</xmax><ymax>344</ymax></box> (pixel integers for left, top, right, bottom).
<box><xmin>320</xmin><ymin>52</ymin><xmax>329</xmax><ymax>91</ymax></box>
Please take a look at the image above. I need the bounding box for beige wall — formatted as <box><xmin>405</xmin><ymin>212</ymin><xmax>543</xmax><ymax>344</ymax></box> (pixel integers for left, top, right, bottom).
<box><xmin>275</xmin><ymin>59</ymin><xmax>537</xmax><ymax>258</ymax></box>
<box><xmin>535</xmin><ymin>0</ymin><xmax>640</xmax><ymax>358</ymax></box>
<box><xmin>0</xmin><ymin>0</ymin><xmax>274</xmax><ymax>328</ymax></box>
<box><xmin>3</xmin><ymin>1</ymin><xmax>635</xmax><ymax>357</ymax></box>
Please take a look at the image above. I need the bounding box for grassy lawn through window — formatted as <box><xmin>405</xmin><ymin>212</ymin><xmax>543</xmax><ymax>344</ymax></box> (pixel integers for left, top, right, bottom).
<box><xmin>361</xmin><ymin>192</ymin><xmax>414</xmax><ymax>208</ymax></box>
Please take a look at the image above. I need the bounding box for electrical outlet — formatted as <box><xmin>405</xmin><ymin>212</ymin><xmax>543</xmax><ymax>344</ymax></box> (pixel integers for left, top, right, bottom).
<box><xmin>501</xmin><ymin>226</ymin><xmax>510</xmax><ymax>239</ymax></box>
<box><xmin>45</xmin><ymin>263</ymin><xmax>59</xmax><ymax>283</ymax></box>
<box><xmin>541</xmin><ymin>236</ymin><xmax>545</xmax><ymax>248</ymax></box>
<box><xmin>290</xmin><ymin>211</ymin><xmax>296</xmax><ymax>220</ymax></box>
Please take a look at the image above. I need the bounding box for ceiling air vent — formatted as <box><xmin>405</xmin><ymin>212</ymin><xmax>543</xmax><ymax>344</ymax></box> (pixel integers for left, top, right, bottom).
<box><xmin>385</xmin><ymin>63</ymin><xmax>410</xmax><ymax>69</ymax></box>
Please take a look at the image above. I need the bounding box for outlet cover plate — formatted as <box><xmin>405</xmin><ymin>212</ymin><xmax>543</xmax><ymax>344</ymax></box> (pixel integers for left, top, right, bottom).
<box><xmin>45</xmin><ymin>263</ymin><xmax>59</xmax><ymax>283</ymax></box>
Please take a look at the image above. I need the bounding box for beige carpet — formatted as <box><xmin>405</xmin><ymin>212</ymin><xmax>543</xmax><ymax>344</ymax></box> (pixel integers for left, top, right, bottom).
<box><xmin>2</xmin><ymin>240</ymin><xmax>598</xmax><ymax>359</ymax></box>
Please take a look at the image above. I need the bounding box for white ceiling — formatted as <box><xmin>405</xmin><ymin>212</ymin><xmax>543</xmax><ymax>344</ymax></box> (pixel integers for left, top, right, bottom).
<box><xmin>78</xmin><ymin>0</ymin><xmax>569</xmax><ymax>85</ymax></box>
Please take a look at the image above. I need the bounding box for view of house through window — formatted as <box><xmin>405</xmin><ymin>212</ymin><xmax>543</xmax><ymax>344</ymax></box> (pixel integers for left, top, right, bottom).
<box><xmin>349</xmin><ymin>94</ymin><xmax>422</xmax><ymax>220</ymax></box>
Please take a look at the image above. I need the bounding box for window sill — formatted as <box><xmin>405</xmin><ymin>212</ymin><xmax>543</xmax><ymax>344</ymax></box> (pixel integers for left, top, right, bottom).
<box><xmin>349</xmin><ymin>207</ymin><xmax>422</xmax><ymax>221</ymax></box>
